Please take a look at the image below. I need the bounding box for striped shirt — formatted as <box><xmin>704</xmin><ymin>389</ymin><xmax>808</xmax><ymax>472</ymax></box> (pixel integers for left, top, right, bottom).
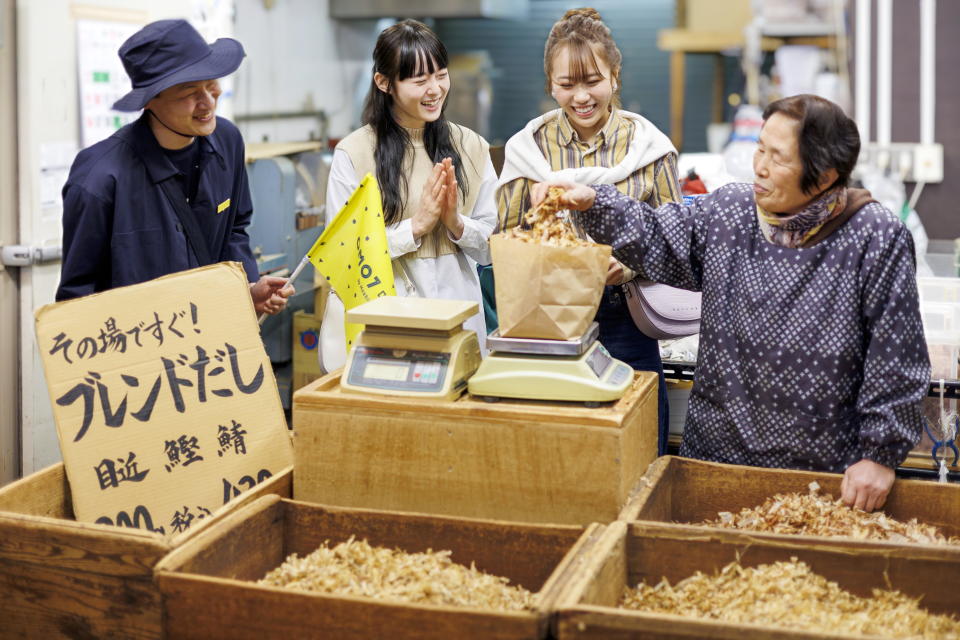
<box><xmin>496</xmin><ymin>109</ymin><xmax>682</xmax><ymax>233</ymax></box>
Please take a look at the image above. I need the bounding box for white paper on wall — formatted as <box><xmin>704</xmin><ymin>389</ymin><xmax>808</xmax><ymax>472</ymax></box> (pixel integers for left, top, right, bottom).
<box><xmin>38</xmin><ymin>141</ymin><xmax>78</xmax><ymax>209</ymax></box>
<box><xmin>76</xmin><ymin>19</ymin><xmax>143</xmax><ymax>149</ymax></box>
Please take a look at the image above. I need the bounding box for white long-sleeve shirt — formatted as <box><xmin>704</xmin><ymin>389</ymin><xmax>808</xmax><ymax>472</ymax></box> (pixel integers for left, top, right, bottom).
<box><xmin>324</xmin><ymin>147</ymin><xmax>498</xmax><ymax>356</ymax></box>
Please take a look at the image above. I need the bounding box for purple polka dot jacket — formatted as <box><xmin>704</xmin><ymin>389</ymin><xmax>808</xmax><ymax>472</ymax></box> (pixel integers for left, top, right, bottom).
<box><xmin>577</xmin><ymin>183</ymin><xmax>930</xmax><ymax>471</ymax></box>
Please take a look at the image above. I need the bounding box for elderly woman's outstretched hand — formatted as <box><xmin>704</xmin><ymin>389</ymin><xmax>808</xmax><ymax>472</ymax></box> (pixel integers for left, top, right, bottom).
<box><xmin>530</xmin><ymin>182</ymin><xmax>597</xmax><ymax>211</ymax></box>
<box><xmin>841</xmin><ymin>458</ymin><xmax>895</xmax><ymax>512</ymax></box>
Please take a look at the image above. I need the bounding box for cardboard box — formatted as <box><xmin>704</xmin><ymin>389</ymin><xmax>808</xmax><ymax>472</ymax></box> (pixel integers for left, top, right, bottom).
<box><xmin>155</xmin><ymin>494</ymin><xmax>605</xmax><ymax>640</ymax></box>
<box><xmin>293</xmin><ymin>371</ymin><xmax>659</xmax><ymax>525</ymax></box>
<box><xmin>0</xmin><ymin>462</ymin><xmax>291</xmax><ymax>639</ymax></box>
<box><xmin>619</xmin><ymin>456</ymin><xmax>960</xmax><ymax>554</ymax></box>
<box><xmin>555</xmin><ymin>520</ymin><xmax>959</xmax><ymax>639</ymax></box>
<box><xmin>292</xmin><ymin>310</ymin><xmax>322</xmax><ymax>392</ymax></box>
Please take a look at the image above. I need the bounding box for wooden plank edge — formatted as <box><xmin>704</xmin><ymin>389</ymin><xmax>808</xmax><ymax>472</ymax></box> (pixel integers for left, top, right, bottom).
<box><xmin>627</xmin><ymin>521</ymin><xmax>960</xmax><ymax>563</ymax></box>
<box><xmin>166</xmin><ymin>465</ymin><xmax>292</xmax><ymax>547</ymax></box>
<box><xmin>155</xmin><ymin>494</ymin><xmax>283</xmax><ymax>574</ymax></box>
<box><xmin>156</xmin><ymin>561</ymin><xmax>547</xmax><ymax>622</ymax></box>
<box><xmin>0</xmin><ymin>462</ymin><xmax>62</xmax><ymax>493</ymax></box>
<box><xmin>0</xmin><ymin>512</ymin><xmax>170</xmax><ymax>578</ymax></box>
<box><xmin>617</xmin><ymin>455</ymin><xmax>672</xmax><ymax>521</ymax></box>
<box><xmin>0</xmin><ymin>509</ymin><xmax>167</xmax><ymax>545</ymax></box>
<box><xmin>160</xmin><ymin>495</ymin><xmax>588</xmax><ymax>577</ymax></box>
<box><xmin>294</xmin><ymin>396</ymin><xmax>631</xmax><ymax>428</ymax></box>
<box><xmin>652</xmin><ymin>456</ymin><xmax>960</xmax><ymax>497</ymax></box>
<box><xmin>282</xmin><ymin>497</ymin><xmax>586</xmax><ymax>537</ymax></box>
<box><xmin>557</xmin><ymin>605</ymin><xmax>861</xmax><ymax>640</ymax></box>
<box><xmin>613</xmin><ymin>372</ymin><xmax>658</xmax><ymax>425</ymax></box>
<box><xmin>536</xmin><ymin>523</ymin><xmax>605</xmax><ymax>614</ymax></box>
<box><xmin>293</xmin><ymin>373</ymin><xmax>657</xmax><ymax>428</ymax></box>
<box><xmin>553</xmin><ymin>521</ymin><xmax>628</xmax><ymax>611</ymax></box>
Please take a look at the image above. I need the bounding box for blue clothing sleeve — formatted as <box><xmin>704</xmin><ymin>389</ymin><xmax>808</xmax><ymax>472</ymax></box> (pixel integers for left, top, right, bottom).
<box><xmin>56</xmin><ymin>183</ymin><xmax>113</xmax><ymax>301</ymax></box>
<box><xmin>855</xmin><ymin>225</ymin><xmax>929</xmax><ymax>467</ymax></box>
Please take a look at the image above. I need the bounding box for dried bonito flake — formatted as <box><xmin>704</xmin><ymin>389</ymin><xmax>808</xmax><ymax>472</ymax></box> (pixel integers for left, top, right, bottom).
<box><xmin>258</xmin><ymin>536</ymin><xmax>536</xmax><ymax>611</ymax></box>
<box><xmin>621</xmin><ymin>558</ymin><xmax>960</xmax><ymax>639</ymax></box>
<box><xmin>506</xmin><ymin>186</ymin><xmax>592</xmax><ymax>247</ymax></box>
<box><xmin>704</xmin><ymin>481</ymin><xmax>959</xmax><ymax>545</ymax></box>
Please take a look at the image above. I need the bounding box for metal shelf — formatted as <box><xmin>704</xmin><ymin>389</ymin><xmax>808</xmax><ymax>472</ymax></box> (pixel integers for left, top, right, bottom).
<box><xmin>662</xmin><ymin>359</ymin><xmax>696</xmax><ymax>382</ymax></box>
<box><xmin>930</xmin><ymin>379</ymin><xmax>960</xmax><ymax>399</ymax></box>
<box><xmin>760</xmin><ymin>22</ymin><xmax>840</xmax><ymax>38</ymax></box>
<box><xmin>663</xmin><ymin>359</ymin><xmax>959</xmax><ymax>476</ymax></box>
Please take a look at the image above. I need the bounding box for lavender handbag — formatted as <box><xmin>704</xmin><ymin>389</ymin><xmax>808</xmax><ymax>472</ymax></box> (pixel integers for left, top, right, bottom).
<box><xmin>622</xmin><ymin>280</ymin><xmax>701</xmax><ymax>340</ymax></box>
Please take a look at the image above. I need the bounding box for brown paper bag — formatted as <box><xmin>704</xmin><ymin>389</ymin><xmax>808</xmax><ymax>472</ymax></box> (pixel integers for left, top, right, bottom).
<box><xmin>491</xmin><ymin>233</ymin><xmax>611</xmax><ymax>340</ymax></box>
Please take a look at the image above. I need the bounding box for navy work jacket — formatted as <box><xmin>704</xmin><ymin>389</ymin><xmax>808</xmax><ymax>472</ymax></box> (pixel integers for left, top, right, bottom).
<box><xmin>56</xmin><ymin>113</ymin><xmax>259</xmax><ymax>301</ymax></box>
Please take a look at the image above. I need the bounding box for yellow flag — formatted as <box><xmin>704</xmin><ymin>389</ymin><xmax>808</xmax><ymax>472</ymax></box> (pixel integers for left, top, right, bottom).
<box><xmin>308</xmin><ymin>173</ymin><xmax>395</xmax><ymax>351</ymax></box>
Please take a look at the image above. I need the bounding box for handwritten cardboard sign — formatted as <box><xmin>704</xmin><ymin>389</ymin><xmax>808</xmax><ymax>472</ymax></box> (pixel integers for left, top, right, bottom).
<box><xmin>35</xmin><ymin>263</ymin><xmax>294</xmax><ymax>535</ymax></box>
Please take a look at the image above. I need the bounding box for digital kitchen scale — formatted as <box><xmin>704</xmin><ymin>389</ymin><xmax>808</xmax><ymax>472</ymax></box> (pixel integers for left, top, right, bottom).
<box><xmin>468</xmin><ymin>322</ymin><xmax>634</xmax><ymax>405</ymax></box>
<box><xmin>340</xmin><ymin>297</ymin><xmax>482</xmax><ymax>401</ymax></box>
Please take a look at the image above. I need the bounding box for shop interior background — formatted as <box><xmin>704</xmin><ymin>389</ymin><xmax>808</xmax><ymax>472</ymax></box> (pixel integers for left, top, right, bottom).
<box><xmin>1</xmin><ymin>0</ymin><xmax>958</xmax><ymax>485</ymax></box>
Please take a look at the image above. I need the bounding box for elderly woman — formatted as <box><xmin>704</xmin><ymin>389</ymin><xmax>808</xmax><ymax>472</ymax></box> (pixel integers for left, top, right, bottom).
<box><xmin>532</xmin><ymin>94</ymin><xmax>930</xmax><ymax>512</ymax></box>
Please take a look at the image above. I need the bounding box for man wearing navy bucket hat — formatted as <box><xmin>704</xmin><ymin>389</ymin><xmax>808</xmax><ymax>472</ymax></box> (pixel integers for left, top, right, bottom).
<box><xmin>56</xmin><ymin>19</ymin><xmax>292</xmax><ymax>315</ymax></box>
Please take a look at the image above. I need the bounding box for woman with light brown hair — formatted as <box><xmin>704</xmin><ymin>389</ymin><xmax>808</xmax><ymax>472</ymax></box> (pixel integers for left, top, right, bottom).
<box><xmin>496</xmin><ymin>8</ymin><xmax>680</xmax><ymax>454</ymax></box>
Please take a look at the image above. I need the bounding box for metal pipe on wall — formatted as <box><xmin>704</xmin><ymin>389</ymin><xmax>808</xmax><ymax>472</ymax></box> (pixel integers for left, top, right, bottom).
<box><xmin>920</xmin><ymin>0</ymin><xmax>936</xmax><ymax>145</ymax></box>
<box><xmin>854</xmin><ymin>0</ymin><xmax>871</xmax><ymax>144</ymax></box>
<box><xmin>875</xmin><ymin>0</ymin><xmax>892</xmax><ymax>147</ymax></box>
<box><xmin>0</xmin><ymin>0</ymin><xmax>21</xmax><ymax>485</ymax></box>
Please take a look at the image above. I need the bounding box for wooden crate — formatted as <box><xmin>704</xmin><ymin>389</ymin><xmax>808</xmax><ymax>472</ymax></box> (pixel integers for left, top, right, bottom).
<box><xmin>619</xmin><ymin>456</ymin><xmax>960</xmax><ymax>556</ymax></box>
<box><xmin>155</xmin><ymin>494</ymin><xmax>606</xmax><ymax>640</ymax></box>
<box><xmin>0</xmin><ymin>462</ymin><xmax>292</xmax><ymax>639</ymax></box>
<box><xmin>293</xmin><ymin>371</ymin><xmax>659</xmax><ymax>525</ymax></box>
<box><xmin>555</xmin><ymin>521</ymin><xmax>960</xmax><ymax>639</ymax></box>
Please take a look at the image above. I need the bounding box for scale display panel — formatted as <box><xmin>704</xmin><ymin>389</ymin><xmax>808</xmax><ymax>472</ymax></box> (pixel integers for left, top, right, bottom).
<box><xmin>607</xmin><ymin>362</ymin><xmax>633</xmax><ymax>386</ymax></box>
<box><xmin>346</xmin><ymin>346</ymin><xmax>450</xmax><ymax>393</ymax></box>
<box><xmin>585</xmin><ymin>343</ymin><xmax>613</xmax><ymax>378</ymax></box>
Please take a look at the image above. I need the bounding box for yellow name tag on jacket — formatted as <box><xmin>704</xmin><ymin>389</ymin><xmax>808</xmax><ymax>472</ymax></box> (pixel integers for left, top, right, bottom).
<box><xmin>217</xmin><ymin>198</ymin><xmax>231</xmax><ymax>213</ymax></box>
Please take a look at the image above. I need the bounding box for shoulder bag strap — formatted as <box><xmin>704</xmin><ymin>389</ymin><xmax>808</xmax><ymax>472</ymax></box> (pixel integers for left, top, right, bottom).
<box><xmin>159</xmin><ymin>177</ymin><xmax>215</xmax><ymax>265</ymax></box>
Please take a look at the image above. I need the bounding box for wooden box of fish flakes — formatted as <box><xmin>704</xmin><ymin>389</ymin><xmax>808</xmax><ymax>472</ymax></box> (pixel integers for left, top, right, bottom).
<box><xmin>0</xmin><ymin>463</ymin><xmax>291</xmax><ymax>639</ymax></box>
<box><xmin>154</xmin><ymin>494</ymin><xmax>606</xmax><ymax>640</ymax></box>
<box><xmin>554</xmin><ymin>520</ymin><xmax>960</xmax><ymax>639</ymax></box>
<box><xmin>292</xmin><ymin>370</ymin><xmax>658</xmax><ymax>526</ymax></box>
<box><xmin>619</xmin><ymin>456</ymin><xmax>960</xmax><ymax>557</ymax></box>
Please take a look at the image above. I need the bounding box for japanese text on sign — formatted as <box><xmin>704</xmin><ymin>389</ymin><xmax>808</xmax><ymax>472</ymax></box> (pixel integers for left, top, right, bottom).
<box><xmin>35</xmin><ymin>263</ymin><xmax>293</xmax><ymax>533</ymax></box>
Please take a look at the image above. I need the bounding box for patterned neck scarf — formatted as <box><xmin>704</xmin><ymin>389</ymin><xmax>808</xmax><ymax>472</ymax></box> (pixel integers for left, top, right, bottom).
<box><xmin>757</xmin><ymin>185</ymin><xmax>848</xmax><ymax>248</ymax></box>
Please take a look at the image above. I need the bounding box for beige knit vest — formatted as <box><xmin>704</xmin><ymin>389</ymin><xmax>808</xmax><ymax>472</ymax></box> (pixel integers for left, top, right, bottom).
<box><xmin>336</xmin><ymin>123</ymin><xmax>489</xmax><ymax>258</ymax></box>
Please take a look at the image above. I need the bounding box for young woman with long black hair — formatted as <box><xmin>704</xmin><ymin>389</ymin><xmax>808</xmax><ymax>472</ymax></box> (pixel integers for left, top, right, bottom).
<box><xmin>321</xmin><ymin>19</ymin><xmax>497</xmax><ymax>371</ymax></box>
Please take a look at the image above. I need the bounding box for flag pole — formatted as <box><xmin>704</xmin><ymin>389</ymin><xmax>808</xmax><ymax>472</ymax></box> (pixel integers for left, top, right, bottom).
<box><xmin>257</xmin><ymin>253</ymin><xmax>311</xmax><ymax>326</ymax></box>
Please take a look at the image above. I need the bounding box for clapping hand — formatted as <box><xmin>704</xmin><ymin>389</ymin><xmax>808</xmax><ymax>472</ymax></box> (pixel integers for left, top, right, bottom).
<box><xmin>412</xmin><ymin>162</ymin><xmax>446</xmax><ymax>239</ymax></box>
<box><xmin>437</xmin><ymin>158</ymin><xmax>463</xmax><ymax>239</ymax></box>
